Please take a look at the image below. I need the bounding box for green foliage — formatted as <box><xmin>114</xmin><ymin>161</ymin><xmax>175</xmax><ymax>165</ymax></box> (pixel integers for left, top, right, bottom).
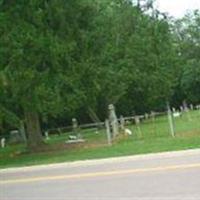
<box><xmin>173</xmin><ymin>10</ymin><xmax>200</xmax><ymax>104</ymax></box>
<box><xmin>0</xmin><ymin>1</ymin><xmax>85</xmax><ymax>117</ymax></box>
<box><xmin>0</xmin><ymin>0</ymin><xmax>199</xmax><ymax>142</ymax></box>
<box><xmin>181</xmin><ymin>60</ymin><xmax>200</xmax><ymax>103</ymax></box>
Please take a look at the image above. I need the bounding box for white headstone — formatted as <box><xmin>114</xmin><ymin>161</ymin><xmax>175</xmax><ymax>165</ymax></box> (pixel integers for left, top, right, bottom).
<box><xmin>173</xmin><ymin>112</ymin><xmax>181</xmax><ymax>118</ymax></box>
<box><xmin>1</xmin><ymin>138</ymin><xmax>6</xmax><ymax>148</ymax></box>
<box><xmin>72</xmin><ymin>118</ymin><xmax>78</xmax><ymax>130</ymax></box>
<box><xmin>45</xmin><ymin>131</ymin><xmax>50</xmax><ymax>140</ymax></box>
<box><xmin>68</xmin><ymin>135</ymin><xmax>77</xmax><ymax>140</ymax></box>
<box><xmin>183</xmin><ymin>100</ymin><xmax>188</xmax><ymax>112</ymax></box>
<box><xmin>150</xmin><ymin>111</ymin><xmax>155</xmax><ymax>121</ymax></box>
<box><xmin>144</xmin><ymin>113</ymin><xmax>149</xmax><ymax>119</ymax></box>
<box><xmin>124</xmin><ymin>128</ymin><xmax>132</xmax><ymax>135</ymax></box>
<box><xmin>180</xmin><ymin>106</ymin><xmax>183</xmax><ymax>112</ymax></box>
<box><xmin>135</xmin><ymin>116</ymin><xmax>140</xmax><ymax>124</ymax></box>
<box><xmin>182</xmin><ymin>101</ymin><xmax>192</xmax><ymax>121</ymax></box>
<box><xmin>72</xmin><ymin>118</ymin><xmax>82</xmax><ymax>139</ymax></box>
<box><xmin>9</xmin><ymin>130</ymin><xmax>23</xmax><ymax>144</ymax></box>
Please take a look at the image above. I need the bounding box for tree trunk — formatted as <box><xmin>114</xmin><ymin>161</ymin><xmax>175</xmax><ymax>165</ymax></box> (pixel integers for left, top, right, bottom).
<box><xmin>24</xmin><ymin>110</ymin><xmax>44</xmax><ymax>151</ymax></box>
<box><xmin>87</xmin><ymin>107</ymin><xmax>101</xmax><ymax>123</ymax></box>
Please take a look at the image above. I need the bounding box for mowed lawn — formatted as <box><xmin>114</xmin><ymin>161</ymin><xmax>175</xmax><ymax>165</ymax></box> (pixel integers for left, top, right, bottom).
<box><xmin>0</xmin><ymin>110</ymin><xmax>200</xmax><ymax>169</ymax></box>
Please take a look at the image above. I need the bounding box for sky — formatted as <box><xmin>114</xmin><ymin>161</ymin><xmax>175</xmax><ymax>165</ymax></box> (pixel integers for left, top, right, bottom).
<box><xmin>155</xmin><ymin>0</ymin><xmax>200</xmax><ymax>18</ymax></box>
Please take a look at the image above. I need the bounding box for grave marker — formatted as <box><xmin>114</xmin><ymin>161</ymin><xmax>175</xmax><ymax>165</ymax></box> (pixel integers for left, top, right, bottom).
<box><xmin>9</xmin><ymin>130</ymin><xmax>24</xmax><ymax>144</ymax></box>
<box><xmin>190</xmin><ymin>104</ymin><xmax>194</xmax><ymax>110</ymax></box>
<box><xmin>45</xmin><ymin>131</ymin><xmax>50</xmax><ymax>140</ymax></box>
<box><xmin>108</xmin><ymin>104</ymin><xmax>119</xmax><ymax>138</ymax></box>
<box><xmin>72</xmin><ymin>118</ymin><xmax>82</xmax><ymax>139</ymax></box>
<box><xmin>1</xmin><ymin>138</ymin><xmax>6</xmax><ymax>148</ymax></box>
<box><xmin>183</xmin><ymin>101</ymin><xmax>192</xmax><ymax>121</ymax></box>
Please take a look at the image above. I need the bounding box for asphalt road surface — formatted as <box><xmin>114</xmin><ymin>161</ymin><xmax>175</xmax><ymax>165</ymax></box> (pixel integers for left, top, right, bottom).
<box><xmin>1</xmin><ymin>149</ymin><xmax>200</xmax><ymax>200</ymax></box>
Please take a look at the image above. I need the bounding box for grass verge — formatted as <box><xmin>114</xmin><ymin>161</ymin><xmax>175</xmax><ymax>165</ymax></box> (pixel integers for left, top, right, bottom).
<box><xmin>1</xmin><ymin>135</ymin><xmax>200</xmax><ymax>169</ymax></box>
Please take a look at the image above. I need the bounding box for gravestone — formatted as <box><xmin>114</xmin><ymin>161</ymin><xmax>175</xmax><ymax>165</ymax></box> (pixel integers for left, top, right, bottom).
<box><xmin>68</xmin><ymin>135</ymin><xmax>77</xmax><ymax>140</ymax></box>
<box><xmin>44</xmin><ymin>131</ymin><xmax>50</xmax><ymax>140</ymax></box>
<box><xmin>119</xmin><ymin>115</ymin><xmax>125</xmax><ymax>132</ymax></box>
<box><xmin>72</xmin><ymin>118</ymin><xmax>82</xmax><ymax>139</ymax></box>
<box><xmin>1</xmin><ymin>138</ymin><xmax>6</xmax><ymax>148</ymax></box>
<box><xmin>183</xmin><ymin>101</ymin><xmax>192</xmax><ymax>121</ymax></box>
<box><xmin>183</xmin><ymin>100</ymin><xmax>189</xmax><ymax>112</ymax></box>
<box><xmin>150</xmin><ymin>111</ymin><xmax>155</xmax><ymax>121</ymax></box>
<box><xmin>125</xmin><ymin>120</ymin><xmax>131</xmax><ymax>125</ymax></box>
<box><xmin>72</xmin><ymin>118</ymin><xmax>78</xmax><ymax>132</ymax></box>
<box><xmin>173</xmin><ymin>112</ymin><xmax>181</xmax><ymax>118</ymax></box>
<box><xmin>108</xmin><ymin>104</ymin><xmax>119</xmax><ymax>138</ymax></box>
<box><xmin>135</xmin><ymin>116</ymin><xmax>140</xmax><ymax>124</ymax></box>
<box><xmin>190</xmin><ymin>104</ymin><xmax>194</xmax><ymax>110</ymax></box>
<box><xmin>144</xmin><ymin>113</ymin><xmax>149</xmax><ymax>120</ymax></box>
<box><xmin>9</xmin><ymin>130</ymin><xmax>24</xmax><ymax>144</ymax></box>
<box><xmin>172</xmin><ymin>107</ymin><xmax>176</xmax><ymax>113</ymax></box>
<box><xmin>66</xmin><ymin>118</ymin><xmax>83</xmax><ymax>144</ymax></box>
<box><xmin>124</xmin><ymin>128</ymin><xmax>132</xmax><ymax>136</ymax></box>
<box><xmin>58</xmin><ymin>128</ymin><xmax>62</xmax><ymax>135</ymax></box>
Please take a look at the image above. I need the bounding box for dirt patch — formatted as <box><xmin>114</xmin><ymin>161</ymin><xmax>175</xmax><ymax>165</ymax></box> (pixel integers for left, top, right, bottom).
<box><xmin>15</xmin><ymin>141</ymin><xmax>108</xmax><ymax>156</ymax></box>
<box><xmin>176</xmin><ymin>130</ymin><xmax>200</xmax><ymax>137</ymax></box>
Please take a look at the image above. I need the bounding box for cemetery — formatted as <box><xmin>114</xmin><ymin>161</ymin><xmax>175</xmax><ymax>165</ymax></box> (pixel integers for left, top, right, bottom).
<box><xmin>0</xmin><ymin>103</ymin><xmax>200</xmax><ymax>168</ymax></box>
<box><xmin>0</xmin><ymin>1</ymin><xmax>200</xmax><ymax>170</ymax></box>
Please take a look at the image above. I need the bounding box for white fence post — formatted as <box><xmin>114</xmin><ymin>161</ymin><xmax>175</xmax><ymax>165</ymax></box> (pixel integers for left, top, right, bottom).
<box><xmin>135</xmin><ymin>116</ymin><xmax>142</xmax><ymax>138</ymax></box>
<box><xmin>167</xmin><ymin>103</ymin><xmax>175</xmax><ymax>137</ymax></box>
<box><xmin>105</xmin><ymin>119</ymin><xmax>112</xmax><ymax>145</ymax></box>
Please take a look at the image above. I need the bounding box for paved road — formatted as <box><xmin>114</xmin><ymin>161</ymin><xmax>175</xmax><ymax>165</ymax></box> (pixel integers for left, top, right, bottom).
<box><xmin>1</xmin><ymin>149</ymin><xmax>200</xmax><ymax>200</ymax></box>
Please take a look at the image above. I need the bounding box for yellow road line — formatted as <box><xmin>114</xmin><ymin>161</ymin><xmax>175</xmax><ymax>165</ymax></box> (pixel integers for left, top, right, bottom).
<box><xmin>1</xmin><ymin>163</ymin><xmax>200</xmax><ymax>185</ymax></box>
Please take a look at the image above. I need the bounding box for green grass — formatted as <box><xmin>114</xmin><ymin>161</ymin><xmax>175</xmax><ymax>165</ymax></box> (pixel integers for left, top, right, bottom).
<box><xmin>0</xmin><ymin>110</ymin><xmax>200</xmax><ymax>169</ymax></box>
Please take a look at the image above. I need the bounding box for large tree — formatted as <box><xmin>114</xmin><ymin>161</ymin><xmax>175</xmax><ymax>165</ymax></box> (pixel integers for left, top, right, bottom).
<box><xmin>0</xmin><ymin>0</ymin><xmax>90</xmax><ymax>150</ymax></box>
<box><xmin>173</xmin><ymin>10</ymin><xmax>200</xmax><ymax>105</ymax></box>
